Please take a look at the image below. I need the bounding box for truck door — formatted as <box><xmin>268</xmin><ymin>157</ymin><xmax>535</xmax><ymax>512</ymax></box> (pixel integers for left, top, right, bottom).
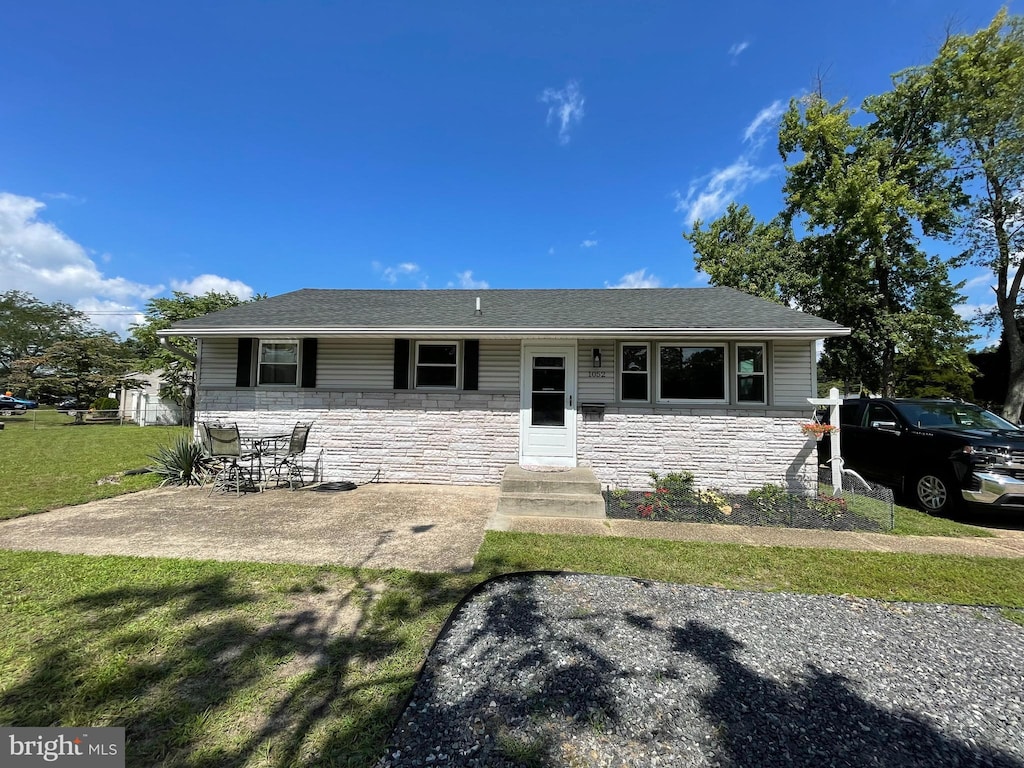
<box><xmin>852</xmin><ymin>401</ymin><xmax>904</xmax><ymax>484</ymax></box>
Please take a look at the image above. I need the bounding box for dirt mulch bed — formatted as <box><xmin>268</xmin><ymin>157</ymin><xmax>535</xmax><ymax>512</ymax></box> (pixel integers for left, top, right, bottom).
<box><xmin>604</xmin><ymin>491</ymin><xmax>885</xmax><ymax>532</ymax></box>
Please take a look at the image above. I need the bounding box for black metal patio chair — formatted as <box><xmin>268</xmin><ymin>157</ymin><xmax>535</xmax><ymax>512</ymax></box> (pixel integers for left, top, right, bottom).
<box><xmin>205</xmin><ymin>423</ymin><xmax>259</xmax><ymax>496</ymax></box>
<box><xmin>265</xmin><ymin>422</ymin><xmax>317</xmax><ymax>489</ymax></box>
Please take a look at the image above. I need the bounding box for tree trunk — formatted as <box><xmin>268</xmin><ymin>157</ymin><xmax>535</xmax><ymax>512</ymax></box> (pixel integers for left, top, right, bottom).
<box><xmin>1003</xmin><ymin>330</ymin><xmax>1024</xmax><ymax>423</ymax></box>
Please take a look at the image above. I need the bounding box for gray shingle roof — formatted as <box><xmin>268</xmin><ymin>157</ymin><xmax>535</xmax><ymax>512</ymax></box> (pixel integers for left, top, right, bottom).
<box><xmin>161</xmin><ymin>287</ymin><xmax>849</xmax><ymax>338</ymax></box>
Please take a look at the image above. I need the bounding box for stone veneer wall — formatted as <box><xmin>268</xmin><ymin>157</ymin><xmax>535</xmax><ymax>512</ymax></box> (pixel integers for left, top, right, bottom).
<box><xmin>198</xmin><ymin>390</ymin><xmax>816</xmax><ymax>491</ymax></box>
<box><xmin>577</xmin><ymin>406</ymin><xmax>817</xmax><ymax>493</ymax></box>
<box><xmin>197</xmin><ymin>388</ymin><xmax>520</xmax><ymax>485</ymax></box>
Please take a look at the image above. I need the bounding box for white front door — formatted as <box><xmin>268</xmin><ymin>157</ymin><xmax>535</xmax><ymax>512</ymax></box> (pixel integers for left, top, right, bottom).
<box><xmin>520</xmin><ymin>343</ymin><xmax>577</xmax><ymax>467</ymax></box>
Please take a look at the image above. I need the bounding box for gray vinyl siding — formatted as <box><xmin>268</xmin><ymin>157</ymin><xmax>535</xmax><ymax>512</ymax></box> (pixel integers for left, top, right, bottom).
<box><xmin>318</xmin><ymin>338</ymin><xmax>393</xmax><ymax>389</ymax></box>
<box><xmin>199</xmin><ymin>338</ymin><xmax>239</xmax><ymax>387</ymax></box>
<box><xmin>479</xmin><ymin>340</ymin><xmax>520</xmax><ymax>391</ymax></box>
<box><xmin>577</xmin><ymin>341</ymin><xmax>615</xmax><ymax>402</ymax></box>
<box><xmin>199</xmin><ymin>335</ymin><xmax>818</xmax><ymax>403</ymax></box>
<box><xmin>772</xmin><ymin>341</ymin><xmax>814</xmax><ymax>405</ymax></box>
<box><xmin>199</xmin><ymin>337</ymin><xmax>515</xmax><ymax>391</ymax></box>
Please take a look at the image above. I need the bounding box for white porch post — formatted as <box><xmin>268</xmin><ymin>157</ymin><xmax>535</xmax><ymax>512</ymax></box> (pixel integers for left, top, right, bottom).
<box><xmin>807</xmin><ymin>387</ymin><xmax>843</xmax><ymax>493</ymax></box>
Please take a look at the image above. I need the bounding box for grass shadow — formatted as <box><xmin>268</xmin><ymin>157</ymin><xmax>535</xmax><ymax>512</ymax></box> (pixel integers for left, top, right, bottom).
<box><xmin>0</xmin><ymin>551</ymin><xmax>477</xmax><ymax>767</ymax></box>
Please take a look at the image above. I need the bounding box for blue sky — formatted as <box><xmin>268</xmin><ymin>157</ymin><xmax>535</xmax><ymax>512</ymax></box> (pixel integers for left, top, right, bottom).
<box><xmin>0</xmin><ymin>1</ymin><xmax>1015</xmax><ymax>340</ymax></box>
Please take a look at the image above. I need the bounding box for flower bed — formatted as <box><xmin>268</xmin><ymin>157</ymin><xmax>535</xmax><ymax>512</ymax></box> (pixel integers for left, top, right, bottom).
<box><xmin>604</xmin><ymin>487</ymin><xmax>887</xmax><ymax>532</ymax></box>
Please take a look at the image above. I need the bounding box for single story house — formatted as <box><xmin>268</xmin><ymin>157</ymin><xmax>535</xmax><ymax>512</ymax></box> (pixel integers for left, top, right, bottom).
<box><xmin>159</xmin><ymin>287</ymin><xmax>849</xmax><ymax>491</ymax></box>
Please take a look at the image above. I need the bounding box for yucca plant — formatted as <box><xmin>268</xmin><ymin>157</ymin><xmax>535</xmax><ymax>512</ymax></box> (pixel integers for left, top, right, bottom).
<box><xmin>148</xmin><ymin>434</ymin><xmax>211</xmax><ymax>486</ymax></box>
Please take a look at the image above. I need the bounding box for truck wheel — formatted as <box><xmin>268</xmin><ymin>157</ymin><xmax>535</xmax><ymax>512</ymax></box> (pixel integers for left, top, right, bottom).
<box><xmin>914</xmin><ymin>472</ymin><xmax>956</xmax><ymax>515</ymax></box>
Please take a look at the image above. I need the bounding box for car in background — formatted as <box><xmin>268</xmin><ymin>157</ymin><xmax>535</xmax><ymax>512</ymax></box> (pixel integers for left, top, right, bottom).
<box><xmin>56</xmin><ymin>399</ymin><xmax>85</xmax><ymax>413</ymax></box>
<box><xmin>819</xmin><ymin>397</ymin><xmax>1024</xmax><ymax>515</ymax></box>
<box><xmin>1</xmin><ymin>394</ymin><xmax>37</xmax><ymax>409</ymax></box>
<box><xmin>0</xmin><ymin>396</ymin><xmax>28</xmax><ymax>415</ymax></box>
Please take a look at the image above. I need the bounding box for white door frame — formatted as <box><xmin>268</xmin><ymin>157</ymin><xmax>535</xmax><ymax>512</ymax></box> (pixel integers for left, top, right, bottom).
<box><xmin>519</xmin><ymin>341</ymin><xmax>577</xmax><ymax>467</ymax></box>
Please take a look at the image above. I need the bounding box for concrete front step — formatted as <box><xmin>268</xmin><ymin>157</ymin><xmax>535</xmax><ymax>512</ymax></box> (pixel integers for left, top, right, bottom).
<box><xmin>496</xmin><ymin>465</ymin><xmax>606</xmax><ymax>519</ymax></box>
<box><xmin>496</xmin><ymin>491</ymin><xmax>607</xmax><ymax>519</ymax></box>
<box><xmin>499</xmin><ymin>465</ymin><xmax>602</xmax><ymax>495</ymax></box>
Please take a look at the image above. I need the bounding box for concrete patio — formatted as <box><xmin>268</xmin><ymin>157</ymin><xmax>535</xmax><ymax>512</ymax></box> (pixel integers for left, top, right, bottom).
<box><xmin>0</xmin><ymin>483</ymin><xmax>499</xmax><ymax>572</ymax></box>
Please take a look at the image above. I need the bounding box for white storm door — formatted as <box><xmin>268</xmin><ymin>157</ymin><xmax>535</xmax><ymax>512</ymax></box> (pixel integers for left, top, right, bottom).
<box><xmin>520</xmin><ymin>344</ymin><xmax>577</xmax><ymax>466</ymax></box>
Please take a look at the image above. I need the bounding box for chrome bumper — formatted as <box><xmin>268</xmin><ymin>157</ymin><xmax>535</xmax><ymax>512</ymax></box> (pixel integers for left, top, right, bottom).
<box><xmin>961</xmin><ymin>471</ymin><xmax>1024</xmax><ymax>506</ymax></box>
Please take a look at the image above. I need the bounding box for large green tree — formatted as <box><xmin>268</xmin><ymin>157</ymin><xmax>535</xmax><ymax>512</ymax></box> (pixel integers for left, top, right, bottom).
<box><xmin>23</xmin><ymin>333</ymin><xmax>140</xmax><ymax>405</ymax></box>
<box><xmin>0</xmin><ymin>291</ymin><xmax>93</xmax><ymax>390</ymax></box>
<box><xmin>898</xmin><ymin>9</ymin><xmax>1024</xmax><ymax>419</ymax></box>
<box><xmin>687</xmin><ymin>92</ymin><xmax>973</xmax><ymax>397</ymax></box>
<box><xmin>684</xmin><ymin>203</ymin><xmax>807</xmax><ymax>303</ymax></box>
<box><xmin>779</xmin><ymin>92</ymin><xmax>973</xmax><ymax>396</ymax></box>
<box><xmin>130</xmin><ymin>291</ymin><xmax>263</xmax><ymax>420</ymax></box>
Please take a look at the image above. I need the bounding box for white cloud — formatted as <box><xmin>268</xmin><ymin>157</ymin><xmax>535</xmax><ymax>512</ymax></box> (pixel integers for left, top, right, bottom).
<box><xmin>606</xmin><ymin>268</ymin><xmax>662</xmax><ymax>289</ymax></box>
<box><xmin>743</xmin><ymin>100</ymin><xmax>785</xmax><ymax>145</ymax></box>
<box><xmin>580</xmin><ymin>239</ymin><xmax>598</xmax><ymax>248</ymax></box>
<box><xmin>0</xmin><ymin>191</ymin><xmax>163</xmax><ymax>334</ymax></box>
<box><xmin>42</xmin><ymin>191</ymin><xmax>86</xmax><ymax>204</ymax></box>
<box><xmin>170</xmin><ymin>274</ymin><xmax>255</xmax><ymax>300</ymax></box>
<box><xmin>540</xmin><ymin>80</ymin><xmax>585</xmax><ymax>145</ymax></box>
<box><xmin>74</xmin><ymin>297</ymin><xmax>147</xmax><ymax>337</ymax></box>
<box><xmin>450</xmin><ymin>270</ymin><xmax>489</xmax><ymax>289</ymax></box>
<box><xmin>955</xmin><ymin>301</ymin><xmax>997</xmax><ymax>321</ymax></box>
<box><xmin>673</xmin><ymin>101</ymin><xmax>784</xmax><ymax>226</ymax></box>
<box><xmin>961</xmin><ymin>273</ymin><xmax>994</xmax><ymax>292</ymax></box>
<box><xmin>728</xmin><ymin>41</ymin><xmax>750</xmax><ymax>59</ymax></box>
<box><xmin>674</xmin><ymin>158</ymin><xmax>775</xmax><ymax>226</ymax></box>
<box><xmin>373</xmin><ymin>260</ymin><xmax>422</xmax><ymax>285</ymax></box>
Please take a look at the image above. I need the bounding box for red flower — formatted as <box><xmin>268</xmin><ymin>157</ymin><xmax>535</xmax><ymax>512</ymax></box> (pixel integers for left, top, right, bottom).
<box><xmin>643</xmin><ymin>492</ymin><xmax>653</xmax><ymax>498</ymax></box>
<box><xmin>657</xmin><ymin>488</ymin><xmax>668</xmax><ymax>494</ymax></box>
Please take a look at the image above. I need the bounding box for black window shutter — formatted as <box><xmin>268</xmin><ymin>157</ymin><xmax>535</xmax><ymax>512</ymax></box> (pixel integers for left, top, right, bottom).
<box><xmin>300</xmin><ymin>338</ymin><xmax>318</xmax><ymax>388</ymax></box>
<box><xmin>463</xmin><ymin>340</ymin><xmax>479</xmax><ymax>391</ymax></box>
<box><xmin>236</xmin><ymin>338</ymin><xmax>254</xmax><ymax>387</ymax></box>
<box><xmin>393</xmin><ymin>339</ymin><xmax>410</xmax><ymax>389</ymax></box>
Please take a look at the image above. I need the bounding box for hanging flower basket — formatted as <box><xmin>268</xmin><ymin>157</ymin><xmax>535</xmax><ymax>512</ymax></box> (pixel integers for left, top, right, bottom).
<box><xmin>801</xmin><ymin>422</ymin><xmax>838</xmax><ymax>441</ymax></box>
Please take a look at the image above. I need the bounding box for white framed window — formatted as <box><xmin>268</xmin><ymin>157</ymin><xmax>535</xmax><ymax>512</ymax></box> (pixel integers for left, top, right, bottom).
<box><xmin>620</xmin><ymin>343</ymin><xmax>650</xmax><ymax>402</ymax></box>
<box><xmin>736</xmin><ymin>344</ymin><xmax>766</xmax><ymax>404</ymax></box>
<box><xmin>657</xmin><ymin>344</ymin><xmax>727</xmax><ymax>402</ymax></box>
<box><xmin>415</xmin><ymin>341</ymin><xmax>458</xmax><ymax>388</ymax></box>
<box><xmin>258</xmin><ymin>339</ymin><xmax>299</xmax><ymax>386</ymax></box>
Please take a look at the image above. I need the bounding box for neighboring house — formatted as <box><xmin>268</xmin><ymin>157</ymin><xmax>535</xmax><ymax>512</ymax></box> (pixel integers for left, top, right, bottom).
<box><xmin>159</xmin><ymin>288</ymin><xmax>849</xmax><ymax>491</ymax></box>
<box><xmin>119</xmin><ymin>370</ymin><xmax>183</xmax><ymax>426</ymax></box>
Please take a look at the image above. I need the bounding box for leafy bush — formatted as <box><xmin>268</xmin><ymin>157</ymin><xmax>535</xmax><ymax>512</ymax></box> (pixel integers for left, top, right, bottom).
<box><xmin>809</xmin><ymin>493</ymin><xmax>847</xmax><ymax>521</ymax></box>
<box><xmin>747</xmin><ymin>483</ymin><xmax>790</xmax><ymax>508</ymax></box>
<box><xmin>647</xmin><ymin>471</ymin><xmax>696</xmax><ymax>504</ymax></box>
<box><xmin>91</xmin><ymin>396</ymin><xmax>118</xmax><ymax>411</ymax></box>
<box><xmin>148</xmin><ymin>434</ymin><xmax>210</xmax><ymax>486</ymax></box>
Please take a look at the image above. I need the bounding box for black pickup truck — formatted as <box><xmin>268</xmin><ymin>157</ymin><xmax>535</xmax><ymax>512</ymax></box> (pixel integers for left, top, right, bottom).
<box><xmin>819</xmin><ymin>397</ymin><xmax>1024</xmax><ymax>515</ymax></box>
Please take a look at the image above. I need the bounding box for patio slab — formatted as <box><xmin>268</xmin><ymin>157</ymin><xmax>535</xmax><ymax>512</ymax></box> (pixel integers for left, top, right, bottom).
<box><xmin>0</xmin><ymin>483</ymin><xmax>499</xmax><ymax>572</ymax></box>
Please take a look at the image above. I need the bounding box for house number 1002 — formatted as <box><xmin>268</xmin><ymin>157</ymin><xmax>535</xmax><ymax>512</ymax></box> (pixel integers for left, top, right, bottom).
<box><xmin>587</xmin><ymin>371</ymin><xmax>607</xmax><ymax>378</ymax></box>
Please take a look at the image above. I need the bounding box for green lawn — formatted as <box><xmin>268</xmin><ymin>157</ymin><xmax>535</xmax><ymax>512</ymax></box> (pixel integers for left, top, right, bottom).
<box><xmin>2</xmin><ymin>541</ymin><xmax>1022</xmax><ymax>767</ymax></box>
<box><xmin>839</xmin><ymin>487</ymin><xmax>994</xmax><ymax>537</ymax></box>
<box><xmin>0</xmin><ymin>409</ymin><xmax>189</xmax><ymax>519</ymax></box>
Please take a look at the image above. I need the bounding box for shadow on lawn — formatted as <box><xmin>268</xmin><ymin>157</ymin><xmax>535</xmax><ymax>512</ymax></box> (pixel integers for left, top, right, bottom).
<box><xmin>383</xmin><ymin>574</ymin><xmax>1024</xmax><ymax>768</ymax></box>
<box><xmin>0</xmin><ymin>538</ymin><xmax>475</xmax><ymax>767</ymax></box>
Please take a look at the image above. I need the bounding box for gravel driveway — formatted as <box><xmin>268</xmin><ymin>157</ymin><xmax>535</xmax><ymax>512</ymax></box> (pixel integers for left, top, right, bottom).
<box><xmin>382</xmin><ymin>574</ymin><xmax>1024</xmax><ymax>767</ymax></box>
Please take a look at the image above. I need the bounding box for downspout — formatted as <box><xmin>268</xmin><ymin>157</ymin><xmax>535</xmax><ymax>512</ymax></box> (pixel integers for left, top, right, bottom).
<box><xmin>158</xmin><ymin>337</ymin><xmax>196</xmax><ymax>364</ymax></box>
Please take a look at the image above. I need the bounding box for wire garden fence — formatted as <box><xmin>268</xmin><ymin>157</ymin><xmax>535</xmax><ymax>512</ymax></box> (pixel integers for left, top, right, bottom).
<box><xmin>604</xmin><ymin>467</ymin><xmax>895</xmax><ymax>532</ymax></box>
<box><xmin>1</xmin><ymin>406</ymin><xmax>185</xmax><ymax>429</ymax></box>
